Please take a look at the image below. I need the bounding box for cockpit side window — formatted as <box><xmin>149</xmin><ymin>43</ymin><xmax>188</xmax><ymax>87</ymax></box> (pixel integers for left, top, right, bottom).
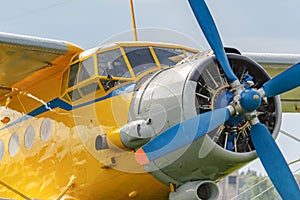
<box><xmin>97</xmin><ymin>49</ymin><xmax>131</xmax><ymax>78</ymax></box>
<box><xmin>78</xmin><ymin>56</ymin><xmax>95</xmax><ymax>82</ymax></box>
<box><xmin>153</xmin><ymin>47</ymin><xmax>185</xmax><ymax>66</ymax></box>
<box><xmin>123</xmin><ymin>47</ymin><xmax>157</xmax><ymax>76</ymax></box>
<box><xmin>68</xmin><ymin>62</ymin><xmax>80</xmax><ymax>88</ymax></box>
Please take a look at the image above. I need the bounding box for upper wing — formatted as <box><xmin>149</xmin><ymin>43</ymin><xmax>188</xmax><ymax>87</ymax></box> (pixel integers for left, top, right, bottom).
<box><xmin>0</xmin><ymin>32</ymin><xmax>83</xmax><ymax>95</ymax></box>
<box><xmin>244</xmin><ymin>52</ymin><xmax>300</xmax><ymax>112</ymax></box>
<box><xmin>244</xmin><ymin>52</ymin><xmax>300</xmax><ymax>67</ymax></box>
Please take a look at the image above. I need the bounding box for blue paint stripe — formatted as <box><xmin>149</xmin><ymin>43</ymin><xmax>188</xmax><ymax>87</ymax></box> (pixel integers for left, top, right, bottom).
<box><xmin>2</xmin><ymin>82</ymin><xmax>135</xmax><ymax>130</ymax></box>
<box><xmin>28</xmin><ymin>82</ymin><xmax>135</xmax><ymax>117</ymax></box>
<box><xmin>28</xmin><ymin>98</ymin><xmax>72</xmax><ymax>116</ymax></box>
<box><xmin>72</xmin><ymin>92</ymin><xmax>113</xmax><ymax>110</ymax></box>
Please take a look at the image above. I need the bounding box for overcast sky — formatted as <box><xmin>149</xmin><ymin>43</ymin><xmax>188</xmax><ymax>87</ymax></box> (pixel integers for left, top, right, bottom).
<box><xmin>1</xmin><ymin>0</ymin><xmax>300</xmax><ymax>53</ymax></box>
<box><xmin>1</xmin><ymin>0</ymin><xmax>300</xmax><ymax>177</ymax></box>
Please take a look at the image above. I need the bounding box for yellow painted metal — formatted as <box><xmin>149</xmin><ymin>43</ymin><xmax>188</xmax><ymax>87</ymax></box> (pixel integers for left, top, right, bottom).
<box><xmin>119</xmin><ymin>47</ymin><xmax>136</xmax><ymax>78</ymax></box>
<box><xmin>169</xmin><ymin>183</ymin><xmax>175</xmax><ymax>193</ymax></box>
<box><xmin>106</xmin><ymin>128</ymin><xmax>129</xmax><ymax>150</ymax></box>
<box><xmin>55</xmin><ymin>175</ymin><xmax>76</xmax><ymax>200</ymax></box>
<box><xmin>149</xmin><ymin>46</ymin><xmax>162</xmax><ymax>68</ymax></box>
<box><xmin>0</xmin><ymin>41</ymin><xmax>198</xmax><ymax>199</ymax></box>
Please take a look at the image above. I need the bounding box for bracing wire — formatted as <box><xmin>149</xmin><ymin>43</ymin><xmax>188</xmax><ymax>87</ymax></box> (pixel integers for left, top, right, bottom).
<box><xmin>0</xmin><ymin>0</ymin><xmax>74</xmax><ymax>23</ymax></box>
<box><xmin>231</xmin><ymin>159</ymin><xmax>300</xmax><ymax>200</ymax></box>
<box><xmin>230</xmin><ymin>176</ymin><xmax>270</xmax><ymax>200</ymax></box>
<box><xmin>250</xmin><ymin>185</ymin><xmax>276</xmax><ymax>200</ymax></box>
<box><xmin>251</xmin><ymin>166</ymin><xmax>300</xmax><ymax>200</ymax></box>
<box><xmin>280</xmin><ymin>129</ymin><xmax>300</xmax><ymax>143</ymax></box>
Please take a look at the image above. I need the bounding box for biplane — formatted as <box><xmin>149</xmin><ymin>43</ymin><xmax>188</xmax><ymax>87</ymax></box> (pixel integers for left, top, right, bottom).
<box><xmin>0</xmin><ymin>0</ymin><xmax>299</xmax><ymax>199</ymax></box>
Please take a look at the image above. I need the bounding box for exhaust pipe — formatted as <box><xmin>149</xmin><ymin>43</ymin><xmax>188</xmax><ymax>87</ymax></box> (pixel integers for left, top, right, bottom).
<box><xmin>169</xmin><ymin>180</ymin><xmax>219</xmax><ymax>200</ymax></box>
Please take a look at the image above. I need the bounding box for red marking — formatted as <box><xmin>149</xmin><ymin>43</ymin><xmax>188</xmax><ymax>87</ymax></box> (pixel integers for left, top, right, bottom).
<box><xmin>135</xmin><ymin>148</ymin><xmax>150</xmax><ymax>165</ymax></box>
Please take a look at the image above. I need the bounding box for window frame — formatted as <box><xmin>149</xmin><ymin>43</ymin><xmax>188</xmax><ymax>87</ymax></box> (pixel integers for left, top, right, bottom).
<box><xmin>77</xmin><ymin>55</ymin><xmax>96</xmax><ymax>83</ymax></box>
<box><xmin>122</xmin><ymin>46</ymin><xmax>159</xmax><ymax>77</ymax></box>
<box><xmin>60</xmin><ymin>43</ymin><xmax>199</xmax><ymax>102</ymax></box>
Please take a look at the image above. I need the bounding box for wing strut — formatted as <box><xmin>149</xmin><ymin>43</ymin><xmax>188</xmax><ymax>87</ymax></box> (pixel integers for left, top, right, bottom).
<box><xmin>129</xmin><ymin>0</ymin><xmax>138</xmax><ymax>41</ymax></box>
<box><xmin>0</xmin><ymin>179</ymin><xmax>31</xmax><ymax>199</ymax></box>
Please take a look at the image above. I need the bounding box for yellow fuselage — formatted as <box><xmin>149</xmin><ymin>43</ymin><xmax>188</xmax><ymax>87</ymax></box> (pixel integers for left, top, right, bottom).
<box><xmin>0</xmin><ymin>42</ymin><xmax>197</xmax><ymax>199</ymax></box>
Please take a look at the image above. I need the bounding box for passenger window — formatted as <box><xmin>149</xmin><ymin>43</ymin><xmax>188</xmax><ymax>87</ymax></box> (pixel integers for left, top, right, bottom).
<box><xmin>124</xmin><ymin>47</ymin><xmax>157</xmax><ymax>76</ymax></box>
<box><xmin>153</xmin><ymin>47</ymin><xmax>185</xmax><ymax>66</ymax></box>
<box><xmin>40</xmin><ymin>118</ymin><xmax>52</xmax><ymax>142</ymax></box>
<box><xmin>97</xmin><ymin>49</ymin><xmax>131</xmax><ymax>78</ymax></box>
<box><xmin>78</xmin><ymin>57</ymin><xmax>95</xmax><ymax>82</ymax></box>
<box><xmin>24</xmin><ymin>125</ymin><xmax>35</xmax><ymax>150</ymax></box>
<box><xmin>68</xmin><ymin>63</ymin><xmax>80</xmax><ymax>88</ymax></box>
<box><xmin>8</xmin><ymin>133</ymin><xmax>19</xmax><ymax>156</ymax></box>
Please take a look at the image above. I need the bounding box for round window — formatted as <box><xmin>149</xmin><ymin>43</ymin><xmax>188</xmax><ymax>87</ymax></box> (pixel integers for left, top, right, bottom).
<box><xmin>0</xmin><ymin>140</ymin><xmax>4</xmax><ymax>161</ymax></box>
<box><xmin>24</xmin><ymin>125</ymin><xmax>35</xmax><ymax>149</ymax></box>
<box><xmin>8</xmin><ymin>133</ymin><xmax>19</xmax><ymax>156</ymax></box>
<box><xmin>40</xmin><ymin>118</ymin><xmax>52</xmax><ymax>142</ymax></box>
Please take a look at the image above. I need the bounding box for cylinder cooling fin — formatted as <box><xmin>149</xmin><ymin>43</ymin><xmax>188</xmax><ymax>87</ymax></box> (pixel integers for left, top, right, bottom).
<box><xmin>190</xmin><ymin>53</ymin><xmax>281</xmax><ymax>153</ymax></box>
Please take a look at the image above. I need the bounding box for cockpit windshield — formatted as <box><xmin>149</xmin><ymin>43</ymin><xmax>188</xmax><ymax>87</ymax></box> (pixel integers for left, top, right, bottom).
<box><xmin>153</xmin><ymin>47</ymin><xmax>185</xmax><ymax>66</ymax></box>
<box><xmin>62</xmin><ymin>42</ymin><xmax>198</xmax><ymax>102</ymax></box>
<box><xmin>97</xmin><ymin>48</ymin><xmax>132</xmax><ymax>78</ymax></box>
<box><xmin>123</xmin><ymin>47</ymin><xmax>157</xmax><ymax>76</ymax></box>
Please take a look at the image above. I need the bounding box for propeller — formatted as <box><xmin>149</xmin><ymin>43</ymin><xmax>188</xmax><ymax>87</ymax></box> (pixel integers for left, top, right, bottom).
<box><xmin>187</xmin><ymin>0</ymin><xmax>239</xmax><ymax>84</ymax></box>
<box><xmin>251</xmin><ymin>123</ymin><xmax>300</xmax><ymax>199</ymax></box>
<box><xmin>187</xmin><ymin>0</ymin><xmax>300</xmax><ymax>198</ymax></box>
<box><xmin>136</xmin><ymin>0</ymin><xmax>300</xmax><ymax>199</ymax></box>
<box><xmin>262</xmin><ymin>62</ymin><xmax>300</xmax><ymax>97</ymax></box>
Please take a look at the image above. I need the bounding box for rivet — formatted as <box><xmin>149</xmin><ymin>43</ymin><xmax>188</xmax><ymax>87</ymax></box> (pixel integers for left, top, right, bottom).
<box><xmin>128</xmin><ymin>191</ymin><xmax>138</xmax><ymax>198</ymax></box>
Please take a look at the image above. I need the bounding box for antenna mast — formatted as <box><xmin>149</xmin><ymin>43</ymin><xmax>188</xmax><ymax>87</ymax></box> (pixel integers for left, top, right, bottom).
<box><xmin>129</xmin><ymin>0</ymin><xmax>138</xmax><ymax>41</ymax></box>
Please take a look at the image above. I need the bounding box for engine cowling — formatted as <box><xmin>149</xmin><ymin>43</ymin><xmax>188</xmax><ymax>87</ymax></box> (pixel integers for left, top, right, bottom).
<box><xmin>121</xmin><ymin>50</ymin><xmax>281</xmax><ymax>187</ymax></box>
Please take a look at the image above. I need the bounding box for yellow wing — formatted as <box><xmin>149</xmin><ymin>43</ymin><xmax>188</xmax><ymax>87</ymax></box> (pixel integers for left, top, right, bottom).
<box><xmin>0</xmin><ymin>32</ymin><xmax>83</xmax><ymax>96</ymax></box>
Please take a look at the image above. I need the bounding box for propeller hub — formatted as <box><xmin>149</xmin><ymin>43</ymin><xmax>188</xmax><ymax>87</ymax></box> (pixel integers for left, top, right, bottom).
<box><xmin>240</xmin><ymin>89</ymin><xmax>262</xmax><ymax>111</ymax></box>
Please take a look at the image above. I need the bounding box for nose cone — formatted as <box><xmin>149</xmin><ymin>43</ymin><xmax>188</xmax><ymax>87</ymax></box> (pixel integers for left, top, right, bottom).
<box><xmin>240</xmin><ymin>89</ymin><xmax>262</xmax><ymax>111</ymax></box>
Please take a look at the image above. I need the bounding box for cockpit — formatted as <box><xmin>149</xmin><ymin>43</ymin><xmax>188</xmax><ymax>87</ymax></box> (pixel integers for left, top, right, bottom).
<box><xmin>61</xmin><ymin>42</ymin><xmax>198</xmax><ymax>102</ymax></box>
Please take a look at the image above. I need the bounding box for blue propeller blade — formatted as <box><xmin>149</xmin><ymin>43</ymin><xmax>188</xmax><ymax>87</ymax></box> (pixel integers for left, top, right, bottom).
<box><xmin>250</xmin><ymin>123</ymin><xmax>300</xmax><ymax>199</ymax></box>
<box><xmin>263</xmin><ymin>62</ymin><xmax>300</xmax><ymax>97</ymax></box>
<box><xmin>135</xmin><ymin>107</ymin><xmax>230</xmax><ymax>165</ymax></box>
<box><xmin>188</xmin><ymin>0</ymin><xmax>238</xmax><ymax>83</ymax></box>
